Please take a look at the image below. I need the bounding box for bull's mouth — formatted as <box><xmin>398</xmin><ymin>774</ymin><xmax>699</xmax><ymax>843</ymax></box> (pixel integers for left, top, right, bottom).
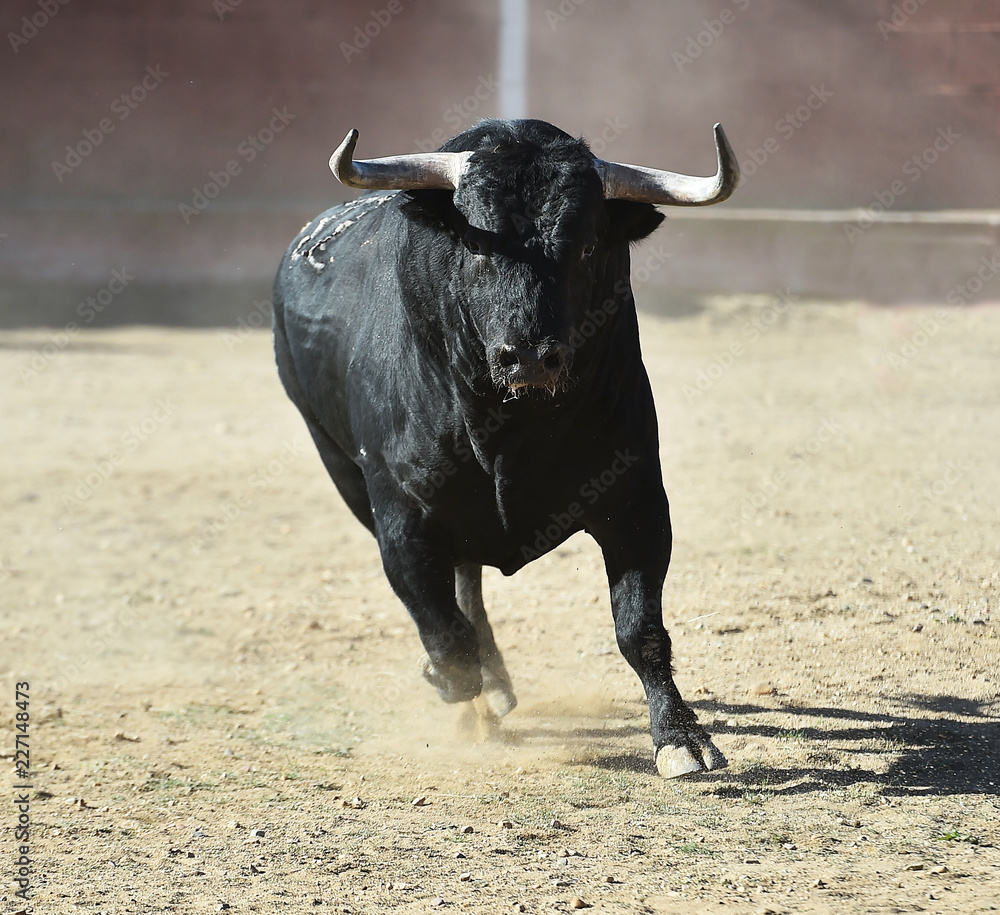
<box><xmin>494</xmin><ymin>369</ymin><xmax>570</xmax><ymax>402</ymax></box>
<box><xmin>488</xmin><ymin>341</ymin><xmax>572</xmax><ymax>402</ymax></box>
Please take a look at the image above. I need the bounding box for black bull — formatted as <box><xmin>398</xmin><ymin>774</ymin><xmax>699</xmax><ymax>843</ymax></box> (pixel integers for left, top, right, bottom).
<box><xmin>272</xmin><ymin>118</ymin><xmax>739</xmax><ymax>777</ymax></box>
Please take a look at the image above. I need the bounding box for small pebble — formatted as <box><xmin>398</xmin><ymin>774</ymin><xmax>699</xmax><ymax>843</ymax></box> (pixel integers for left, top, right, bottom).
<box><xmin>462</xmin><ymin>825</ymin><xmax>474</xmax><ymax>834</ymax></box>
<box><xmin>930</xmin><ymin>865</ymin><xmax>949</xmax><ymax>875</ymax></box>
<box><xmin>454</xmin><ymin>851</ymin><xmax>466</xmax><ymax>859</ymax></box>
<box><xmin>751</xmin><ymin>683</ymin><xmax>777</xmax><ymax>696</ymax></box>
<box><xmin>904</xmin><ymin>863</ymin><xmax>924</xmax><ymax>871</ymax></box>
<box><xmin>459</xmin><ymin>872</ymin><xmax>471</xmax><ymax>882</ymax></box>
<box><xmin>812</xmin><ymin>878</ymin><xmax>827</xmax><ymax>887</ymax></box>
<box><xmin>912</xmin><ymin>623</ymin><xmax>923</xmax><ymax>633</ymax></box>
<box><xmin>498</xmin><ymin>819</ymin><xmax>513</xmax><ymax>829</ymax></box>
<box><xmin>570</xmin><ymin>898</ymin><xmax>590</xmax><ymax>909</ymax></box>
<box><xmin>430</xmin><ymin>897</ymin><xmax>445</xmax><ymax>907</ymax></box>
<box><xmin>412</xmin><ymin>796</ymin><xmax>430</xmax><ymax>807</ymax></box>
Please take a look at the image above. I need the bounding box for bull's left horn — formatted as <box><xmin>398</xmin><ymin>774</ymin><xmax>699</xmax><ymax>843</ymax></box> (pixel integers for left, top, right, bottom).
<box><xmin>330</xmin><ymin>129</ymin><xmax>474</xmax><ymax>191</ymax></box>
<box><xmin>595</xmin><ymin>123</ymin><xmax>739</xmax><ymax>206</ymax></box>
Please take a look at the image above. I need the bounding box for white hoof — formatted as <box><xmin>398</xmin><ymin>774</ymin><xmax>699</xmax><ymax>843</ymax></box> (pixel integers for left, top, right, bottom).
<box><xmin>700</xmin><ymin>741</ymin><xmax>729</xmax><ymax>771</ymax></box>
<box><xmin>483</xmin><ymin>685</ymin><xmax>517</xmax><ymax>718</ymax></box>
<box><xmin>655</xmin><ymin>745</ymin><xmax>703</xmax><ymax>778</ymax></box>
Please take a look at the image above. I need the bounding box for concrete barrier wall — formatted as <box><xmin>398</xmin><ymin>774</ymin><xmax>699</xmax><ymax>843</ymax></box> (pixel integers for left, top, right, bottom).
<box><xmin>2</xmin><ymin>0</ymin><xmax>998</xmax><ymax>326</ymax></box>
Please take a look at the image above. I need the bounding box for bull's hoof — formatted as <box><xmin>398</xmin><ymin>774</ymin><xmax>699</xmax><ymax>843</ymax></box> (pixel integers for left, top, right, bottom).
<box><xmin>481</xmin><ymin>669</ymin><xmax>517</xmax><ymax>718</ymax></box>
<box><xmin>420</xmin><ymin>656</ymin><xmax>482</xmax><ymax>704</ymax></box>
<box><xmin>483</xmin><ymin>686</ymin><xmax>517</xmax><ymax>718</ymax></box>
<box><xmin>654</xmin><ymin>737</ymin><xmax>728</xmax><ymax>779</ymax></box>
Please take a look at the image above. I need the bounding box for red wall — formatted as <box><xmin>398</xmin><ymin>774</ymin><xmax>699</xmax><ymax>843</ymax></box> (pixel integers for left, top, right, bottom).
<box><xmin>1</xmin><ymin>0</ymin><xmax>998</xmax><ymax>323</ymax></box>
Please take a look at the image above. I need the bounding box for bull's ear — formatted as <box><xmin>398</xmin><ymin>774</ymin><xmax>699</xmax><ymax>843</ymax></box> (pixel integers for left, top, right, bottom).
<box><xmin>605</xmin><ymin>200</ymin><xmax>665</xmax><ymax>243</ymax></box>
<box><xmin>399</xmin><ymin>189</ymin><xmax>463</xmax><ymax>236</ymax></box>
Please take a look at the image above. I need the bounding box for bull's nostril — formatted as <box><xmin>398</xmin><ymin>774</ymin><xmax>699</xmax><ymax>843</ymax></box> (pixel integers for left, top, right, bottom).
<box><xmin>543</xmin><ymin>352</ymin><xmax>563</xmax><ymax>373</ymax></box>
<box><xmin>497</xmin><ymin>349</ymin><xmax>519</xmax><ymax>368</ymax></box>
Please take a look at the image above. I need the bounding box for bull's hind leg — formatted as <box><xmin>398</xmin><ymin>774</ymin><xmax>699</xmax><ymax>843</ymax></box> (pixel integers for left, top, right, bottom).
<box><xmin>369</xmin><ymin>498</ymin><xmax>483</xmax><ymax>704</ymax></box>
<box><xmin>273</xmin><ymin>311</ymin><xmax>376</xmax><ymax>534</ymax></box>
<box><xmin>455</xmin><ymin>563</ymin><xmax>517</xmax><ymax>718</ymax></box>
<box><xmin>303</xmin><ymin>418</ymin><xmax>376</xmax><ymax>535</ymax></box>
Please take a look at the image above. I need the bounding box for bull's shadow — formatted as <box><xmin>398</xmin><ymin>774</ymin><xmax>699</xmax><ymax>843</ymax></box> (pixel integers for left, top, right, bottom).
<box><xmin>512</xmin><ymin>693</ymin><xmax>1000</xmax><ymax>796</ymax></box>
<box><xmin>692</xmin><ymin>694</ymin><xmax>1000</xmax><ymax>798</ymax></box>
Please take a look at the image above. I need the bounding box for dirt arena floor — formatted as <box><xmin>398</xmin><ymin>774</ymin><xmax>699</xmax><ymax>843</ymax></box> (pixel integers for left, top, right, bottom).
<box><xmin>2</xmin><ymin>295</ymin><xmax>999</xmax><ymax>914</ymax></box>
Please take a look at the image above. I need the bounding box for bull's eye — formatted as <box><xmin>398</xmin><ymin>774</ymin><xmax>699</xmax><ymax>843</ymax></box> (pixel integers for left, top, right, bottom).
<box><xmin>582</xmin><ymin>243</ymin><xmax>596</xmax><ymax>259</ymax></box>
<box><xmin>464</xmin><ymin>237</ymin><xmax>484</xmax><ymax>255</ymax></box>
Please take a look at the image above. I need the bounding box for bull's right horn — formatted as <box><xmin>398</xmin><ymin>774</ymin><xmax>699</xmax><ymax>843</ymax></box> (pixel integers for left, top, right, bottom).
<box><xmin>330</xmin><ymin>129</ymin><xmax>473</xmax><ymax>191</ymax></box>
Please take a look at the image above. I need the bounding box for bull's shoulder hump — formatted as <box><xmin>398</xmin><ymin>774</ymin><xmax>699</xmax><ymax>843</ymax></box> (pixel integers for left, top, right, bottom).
<box><xmin>288</xmin><ymin>192</ymin><xmax>400</xmax><ymax>273</ymax></box>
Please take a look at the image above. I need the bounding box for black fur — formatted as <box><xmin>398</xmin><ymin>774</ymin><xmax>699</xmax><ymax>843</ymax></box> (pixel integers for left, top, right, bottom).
<box><xmin>272</xmin><ymin>119</ymin><xmax>718</xmax><ymax>767</ymax></box>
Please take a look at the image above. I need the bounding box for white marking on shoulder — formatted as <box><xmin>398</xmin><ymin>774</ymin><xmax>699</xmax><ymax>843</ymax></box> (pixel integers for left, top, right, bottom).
<box><xmin>290</xmin><ymin>194</ymin><xmax>397</xmax><ymax>272</ymax></box>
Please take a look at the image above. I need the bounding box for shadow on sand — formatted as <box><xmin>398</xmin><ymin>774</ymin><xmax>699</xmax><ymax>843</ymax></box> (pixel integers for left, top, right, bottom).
<box><xmin>510</xmin><ymin>693</ymin><xmax>1000</xmax><ymax>796</ymax></box>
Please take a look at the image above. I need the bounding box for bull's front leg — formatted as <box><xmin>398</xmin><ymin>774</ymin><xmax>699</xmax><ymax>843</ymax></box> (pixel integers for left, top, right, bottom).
<box><xmin>590</xmin><ymin>489</ymin><xmax>727</xmax><ymax>778</ymax></box>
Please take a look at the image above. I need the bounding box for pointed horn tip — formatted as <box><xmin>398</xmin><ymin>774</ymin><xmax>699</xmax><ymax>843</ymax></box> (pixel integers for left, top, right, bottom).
<box><xmin>712</xmin><ymin>123</ymin><xmax>740</xmax><ymax>192</ymax></box>
<box><xmin>713</xmin><ymin>123</ymin><xmax>733</xmax><ymax>152</ymax></box>
<box><xmin>330</xmin><ymin>128</ymin><xmax>362</xmax><ymax>185</ymax></box>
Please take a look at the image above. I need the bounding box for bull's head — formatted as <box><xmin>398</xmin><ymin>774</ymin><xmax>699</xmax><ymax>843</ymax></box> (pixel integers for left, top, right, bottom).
<box><xmin>330</xmin><ymin>120</ymin><xmax>738</xmax><ymax>401</ymax></box>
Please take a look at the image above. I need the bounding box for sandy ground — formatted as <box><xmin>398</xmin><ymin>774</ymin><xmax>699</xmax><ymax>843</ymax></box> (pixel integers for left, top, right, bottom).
<box><xmin>2</xmin><ymin>296</ymin><xmax>999</xmax><ymax>914</ymax></box>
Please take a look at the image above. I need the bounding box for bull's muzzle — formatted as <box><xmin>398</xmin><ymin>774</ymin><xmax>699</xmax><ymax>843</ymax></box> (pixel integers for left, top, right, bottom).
<box><xmin>489</xmin><ymin>341</ymin><xmax>572</xmax><ymax>399</ymax></box>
